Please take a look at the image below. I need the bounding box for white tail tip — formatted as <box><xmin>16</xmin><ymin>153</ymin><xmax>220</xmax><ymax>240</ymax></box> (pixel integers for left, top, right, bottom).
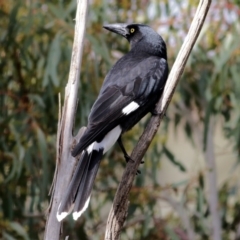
<box><xmin>72</xmin><ymin>196</ymin><xmax>91</xmax><ymax>221</ymax></box>
<box><xmin>56</xmin><ymin>211</ymin><xmax>69</xmax><ymax>222</ymax></box>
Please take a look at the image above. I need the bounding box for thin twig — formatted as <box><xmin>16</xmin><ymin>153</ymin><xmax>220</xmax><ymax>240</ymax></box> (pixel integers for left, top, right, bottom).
<box><xmin>48</xmin><ymin>93</ymin><xmax>61</xmax><ymax>204</ymax></box>
<box><xmin>161</xmin><ymin>193</ymin><xmax>196</xmax><ymax>239</ymax></box>
<box><xmin>105</xmin><ymin>0</ymin><xmax>212</xmax><ymax>239</ymax></box>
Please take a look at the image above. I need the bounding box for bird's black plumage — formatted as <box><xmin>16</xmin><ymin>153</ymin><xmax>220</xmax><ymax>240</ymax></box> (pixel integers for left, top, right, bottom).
<box><xmin>57</xmin><ymin>23</ymin><xmax>168</xmax><ymax>221</ymax></box>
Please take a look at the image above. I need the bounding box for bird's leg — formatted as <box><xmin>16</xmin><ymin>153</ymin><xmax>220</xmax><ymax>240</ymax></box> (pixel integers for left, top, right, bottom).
<box><xmin>117</xmin><ymin>136</ymin><xmax>132</xmax><ymax>163</ymax></box>
<box><xmin>118</xmin><ymin>136</ymin><xmax>142</xmax><ymax>175</ymax></box>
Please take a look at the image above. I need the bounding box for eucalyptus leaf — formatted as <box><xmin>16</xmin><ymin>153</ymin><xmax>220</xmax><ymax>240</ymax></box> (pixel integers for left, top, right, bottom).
<box><xmin>9</xmin><ymin>222</ymin><xmax>30</xmax><ymax>240</ymax></box>
<box><xmin>163</xmin><ymin>146</ymin><xmax>186</xmax><ymax>172</ymax></box>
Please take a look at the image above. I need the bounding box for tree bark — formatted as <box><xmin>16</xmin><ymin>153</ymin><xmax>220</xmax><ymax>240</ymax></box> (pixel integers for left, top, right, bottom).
<box><xmin>44</xmin><ymin>0</ymin><xmax>89</xmax><ymax>239</ymax></box>
<box><xmin>105</xmin><ymin>0</ymin><xmax>212</xmax><ymax>239</ymax></box>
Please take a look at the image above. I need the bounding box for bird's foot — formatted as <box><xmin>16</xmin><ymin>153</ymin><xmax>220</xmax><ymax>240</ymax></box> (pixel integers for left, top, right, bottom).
<box><xmin>125</xmin><ymin>155</ymin><xmax>144</xmax><ymax>174</ymax></box>
<box><xmin>151</xmin><ymin>109</ymin><xmax>167</xmax><ymax>117</ymax></box>
<box><xmin>151</xmin><ymin>109</ymin><xmax>161</xmax><ymax>116</ymax></box>
<box><xmin>124</xmin><ymin>156</ymin><xmax>142</xmax><ymax>174</ymax></box>
<box><xmin>136</xmin><ymin>160</ymin><xmax>144</xmax><ymax>175</ymax></box>
<box><xmin>124</xmin><ymin>154</ymin><xmax>134</xmax><ymax>163</ymax></box>
<box><xmin>136</xmin><ymin>169</ymin><xmax>141</xmax><ymax>175</ymax></box>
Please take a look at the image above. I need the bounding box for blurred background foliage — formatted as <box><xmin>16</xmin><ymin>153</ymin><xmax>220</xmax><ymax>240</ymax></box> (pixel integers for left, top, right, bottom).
<box><xmin>0</xmin><ymin>0</ymin><xmax>240</xmax><ymax>239</ymax></box>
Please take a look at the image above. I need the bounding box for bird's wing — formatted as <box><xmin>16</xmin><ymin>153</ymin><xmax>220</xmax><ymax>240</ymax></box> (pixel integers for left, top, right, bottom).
<box><xmin>89</xmin><ymin>56</ymin><xmax>168</xmax><ymax>123</ymax></box>
<box><xmin>72</xmin><ymin>56</ymin><xmax>168</xmax><ymax>155</ymax></box>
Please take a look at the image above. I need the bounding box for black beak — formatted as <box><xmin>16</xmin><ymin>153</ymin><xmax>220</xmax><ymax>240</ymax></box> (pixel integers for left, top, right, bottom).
<box><xmin>103</xmin><ymin>23</ymin><xmax>129</xmax><ymax>38</ymax></box>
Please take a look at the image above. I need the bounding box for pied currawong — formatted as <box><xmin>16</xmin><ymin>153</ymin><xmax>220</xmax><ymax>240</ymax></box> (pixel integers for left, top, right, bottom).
<box><xmin>57</xmin><ymin>23</ymin><xmax>168</xmax><ymax>221</ymax></box>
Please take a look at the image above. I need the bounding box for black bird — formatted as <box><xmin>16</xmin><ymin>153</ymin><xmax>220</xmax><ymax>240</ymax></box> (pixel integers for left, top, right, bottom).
<box><xmin>57</xmin><ymin>23</ymin><xmax>168</xmax><ymax>221</ymax></box>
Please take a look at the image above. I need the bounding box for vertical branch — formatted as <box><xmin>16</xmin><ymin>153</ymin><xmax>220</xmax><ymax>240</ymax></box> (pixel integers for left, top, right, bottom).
<box><xmin>204</xmin><ymin>117</ymin><xmax>221</xmax><ymax>240</ymax></box>
<box><xmin>105</xmin><ymin>0</ymin><xmax>211</xmax><ymax>239</ymax></box>
<box><xmin>44</xmin><ymin>0</ymin><xmax>89</xmax><ymax>239</ymax></box>
<box><xmin>161</xmin><ymin>193</ymin><xmax>196</xmax><ymax>239</ymax></box>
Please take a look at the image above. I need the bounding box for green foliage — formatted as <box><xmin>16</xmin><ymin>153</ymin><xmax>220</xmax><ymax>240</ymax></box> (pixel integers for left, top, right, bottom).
<box><xmin>1</xmin><ymin>0</ymin><xmax>240</xmax><ymax>239</ymax></box>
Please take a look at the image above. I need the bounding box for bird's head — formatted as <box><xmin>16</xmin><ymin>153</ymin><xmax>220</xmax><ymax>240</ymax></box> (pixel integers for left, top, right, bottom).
<box><xmin>103</xmin><ymin>23</ymin><xmax>167</xmax><ymax>59</ymax></box>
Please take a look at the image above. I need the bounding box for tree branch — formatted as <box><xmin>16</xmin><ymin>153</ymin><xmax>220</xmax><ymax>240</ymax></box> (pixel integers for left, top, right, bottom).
<box><xmin>105</xmin><ymin>0</ymin><xmax>212</xmax><ymax>239</ymax></box>
<box><xmin>204</xmin><ymin>117</ymin><xmax>221</xmax><ymax>240</ymax></box>
<box><xmin>161</xmin><ymin>193</ymin><xmax>196</xmax><ymax>239</ymax></box>
<box><xmin>44</xmin><ymin>0</ymin><xmax>89</xmax><ymax>239</ymax></box>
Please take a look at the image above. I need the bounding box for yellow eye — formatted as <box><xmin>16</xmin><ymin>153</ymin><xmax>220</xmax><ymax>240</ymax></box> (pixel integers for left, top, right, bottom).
<box><xmin>130</xmin><ymin>28</ymin><xmax>135</xmax><ymax>33</ymax></box>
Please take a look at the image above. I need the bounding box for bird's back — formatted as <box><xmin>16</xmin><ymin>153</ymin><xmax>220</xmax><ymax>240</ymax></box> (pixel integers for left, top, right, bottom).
<box><xmin>75</xmin><ymin>54</ymin><xmax>168</xmax><ymax>153</ymax></box>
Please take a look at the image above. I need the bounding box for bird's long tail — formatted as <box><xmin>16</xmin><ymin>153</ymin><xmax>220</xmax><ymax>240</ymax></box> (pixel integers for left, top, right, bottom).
<box><xmin>56</xmin><ymin>148</ymin><xmax>103</xmax><ymax>221</ymax></box>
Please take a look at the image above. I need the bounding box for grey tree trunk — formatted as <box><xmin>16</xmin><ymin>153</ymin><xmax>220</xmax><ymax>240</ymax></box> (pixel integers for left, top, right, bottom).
<box><xmin>44</xmin><ymin>1</ymin><xmax>89</xmax><ymax>239</ymax></box>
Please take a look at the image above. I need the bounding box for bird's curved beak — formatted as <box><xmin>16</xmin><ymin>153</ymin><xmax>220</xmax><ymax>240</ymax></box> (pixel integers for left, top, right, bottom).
<box><xmin>103</xmin><ymin>23</ymin><xmax>129</xmax><ymax>38</ymax></box>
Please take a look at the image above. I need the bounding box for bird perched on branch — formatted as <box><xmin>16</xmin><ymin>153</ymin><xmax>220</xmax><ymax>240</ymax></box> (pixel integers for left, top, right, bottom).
<box><xmin>57</xmin><ymin>23</ymin><xmax>168</xmax><ymax>221</ymax></box>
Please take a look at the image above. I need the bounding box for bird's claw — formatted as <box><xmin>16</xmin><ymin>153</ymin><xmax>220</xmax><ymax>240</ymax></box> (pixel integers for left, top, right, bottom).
<box><xmin>124</xmin><ymin>154</ymin><xmax>134</xmax><ymax>163</ymax></box>
<box><xmin>124</xmin><ymin>156</ymin><xmax>141</xmax><ymax>174</ymax></box>
<box><xmin>136</xmin><ymin>169</ymin><xmax>141</xmax><ymax>175</ymax></box>
<box><xmin>151</xmin><ymin>110</ymin><xmax>167</xmax><ymax>118</ymax></box>
<box><xmin>151</xmin><ymin>109</ymin><xmax>161</xmax><ymax>116</ymax></box>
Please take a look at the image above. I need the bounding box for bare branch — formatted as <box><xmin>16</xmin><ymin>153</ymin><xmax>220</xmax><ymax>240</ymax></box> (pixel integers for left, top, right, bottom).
<box><xmin>161</xmin><ymin>193</ymin><xmax>196</xmax><ymax>240</ymax></box>
<box><xmin>105</xmin><ymin>0</ymin><xmax>212</xmax><ymax>239</ymax></box>
<box><xmin>44</xmin><ymin>1</ymin><xmax>89</xmax><ymax>239</ymax></box>
<box><xmin>204</xmin><ymin>117</ymin><xmax>221</xmax><ymax>240</ymax></box>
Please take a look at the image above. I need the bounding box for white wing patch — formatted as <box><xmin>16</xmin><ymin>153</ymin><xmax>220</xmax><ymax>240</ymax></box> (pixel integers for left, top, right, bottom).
<box><xmin>122</xmin><ymin>101</ymin><xmax>139</xmax><ymax>115</ymax></box>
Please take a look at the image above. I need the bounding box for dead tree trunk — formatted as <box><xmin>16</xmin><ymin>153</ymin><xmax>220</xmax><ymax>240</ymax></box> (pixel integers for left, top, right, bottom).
<box><xmin>44</xmin><ymin>1</ymin><xmax>89</xmax><ymax>239</ymax></box>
